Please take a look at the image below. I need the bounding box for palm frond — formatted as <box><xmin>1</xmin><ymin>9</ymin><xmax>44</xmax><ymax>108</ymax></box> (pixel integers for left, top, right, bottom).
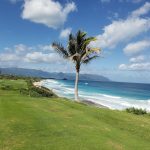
<box><xmin>69</xmin><ymin>33</ymin><xmax>75</xmax><ymax>41</ymax></box>
<box><xmin>79</xmin><ymin>31</ymin><xmax>87</xmax><ymax>38</ymax></box>
<box><xmin>82</xmin><ymin>37</ymin><xmax>97</xmax><ymax>50</ymax></box>
<box><xmin>76</xmin><ymin>30</ymin><xmax>86</xmax><ymax>53</ymax></box>
<box><xmin>90</xmin><ymin>47</ymin><xmax>101</xmax><ymax>52</ymax></box>
<box><xmin>68</xmin><ymin>34</ymin><xmax>77</xmax><ymax>55</ymax></box>
<box><xmin>80</xmin><ymin>47</ymin><xmax>100</xmax><ymax>60</ymax></box>
<box><xmin>52</xmin><ymin>42</ymin><xmax>69</xmax><ymax>59</ymax></box>
<box><xmin>85</xmin><ymin>37</ymin><xmax>97</xmax><ymax>43</ymax></box>
<box><xmin>68</xmin><ymin>41</ymin><xmax>76</xmax><ymax>56</ymax></box>
<box><xmin>82</xmin><ymin>55</ymin><xmax>99</xmax><ymax>64</ymax></box>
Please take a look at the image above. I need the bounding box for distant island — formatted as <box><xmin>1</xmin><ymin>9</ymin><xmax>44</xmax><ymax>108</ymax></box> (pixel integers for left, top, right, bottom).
<box><xmin>0</xmin><ymin>67</ymin><xmax>110</xmax><ymax>82</ymax></box>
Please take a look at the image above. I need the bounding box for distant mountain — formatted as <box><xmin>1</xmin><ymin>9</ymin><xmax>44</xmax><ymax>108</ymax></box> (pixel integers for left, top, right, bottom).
<box><xmin>0</xmin><ymin>68</ymin><xmax>110</xmax><ymax>82</ymax></box>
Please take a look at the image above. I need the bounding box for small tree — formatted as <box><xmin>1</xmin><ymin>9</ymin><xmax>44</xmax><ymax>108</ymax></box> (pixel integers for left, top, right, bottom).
<box><xmin>52</xmin><ymin>30</ymin><xmax>100</xmax><ymax>101</ymax></box>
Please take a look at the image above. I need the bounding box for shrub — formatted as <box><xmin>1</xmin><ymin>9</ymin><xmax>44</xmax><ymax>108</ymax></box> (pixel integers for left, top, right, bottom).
<box><xmin>126</xmin><ymin>107</ymin><xmax>147</xmax><ymax>115</ymax></box>
<box><xmin>29</xmin><ymin>86</ymin><xmax>57</xmax><ymax>98</ymax></box>
<box><xmin>26</xmin><ymin>79</ymin><xmax>33</xmax><ymax>89</ymax></box>
<box><xmin>29</xmin><ymin>90</ymin><xmax>42</xmax><ymax>97</ymax></box>
<box><xmin>20</xmin><ymin>88</ymin><xmax>29</xmax><ymax>95</ymax></box>
<box><xmin>26</xmin><ymin>79</ymin><xmax>57</xmax><ymax>98</ymax></box>
<box><xmin>1</xmin><ymin>85</ymin><xmax>12</xmax><ymax>90</ymax></box>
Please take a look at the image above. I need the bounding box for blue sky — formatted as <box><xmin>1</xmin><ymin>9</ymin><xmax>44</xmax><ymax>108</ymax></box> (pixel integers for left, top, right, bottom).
<box><xmin>0</xmin><ymin>0</ymin><xmax>150</xmax><ymax>83</ymax></box>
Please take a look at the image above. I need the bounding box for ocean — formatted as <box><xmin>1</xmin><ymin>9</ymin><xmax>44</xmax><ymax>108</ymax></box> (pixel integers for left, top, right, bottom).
<box><xmin>41</xmin><ymin>79</ymin><xmax>150</xmax><ymax>111</ymax></box>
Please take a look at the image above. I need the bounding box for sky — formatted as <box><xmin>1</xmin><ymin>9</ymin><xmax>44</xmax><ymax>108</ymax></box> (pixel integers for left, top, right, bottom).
<box><xmin>0</xmin><ymin>0</ymin><xmax>150</xmax><ymax>83</ymax></box>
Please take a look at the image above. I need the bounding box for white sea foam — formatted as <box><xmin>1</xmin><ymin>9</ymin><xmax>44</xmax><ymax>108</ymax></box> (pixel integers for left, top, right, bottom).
<box><xmin>80</xmin><ymin>94</ymin><xmax>150</xmax><ymax>111</ymax></box>
<box><xmin>41</xmin><ymin>79</ymin><xmax>150</xmax><ymax>112</ymax></box>
<box><xmin>101</xmin><ymin>94</ymin><xmax>121</xmax><ymax>99</ymax></box>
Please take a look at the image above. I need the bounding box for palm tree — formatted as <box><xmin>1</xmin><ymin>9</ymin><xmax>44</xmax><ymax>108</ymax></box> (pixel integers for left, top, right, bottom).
<box><xmin>52</xmin><ymin>30</ymin><xmax>100</xmax><ymax>101</ymax></box>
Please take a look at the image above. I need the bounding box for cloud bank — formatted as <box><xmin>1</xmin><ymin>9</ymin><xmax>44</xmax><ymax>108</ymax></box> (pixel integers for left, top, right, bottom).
<box><xmin>22</xmin><ymin>0</ymin><xmax>77</xmax><ymax>29</ymax></box>
<box><xmin>90</xmin><ymin>2</ymin><xmax>150</xmax><ymax>49</ymax></box>
<box><xmin>123</xmin><ymin>40</ymin><xmax>150</xmax><ymax>55</ymax></box>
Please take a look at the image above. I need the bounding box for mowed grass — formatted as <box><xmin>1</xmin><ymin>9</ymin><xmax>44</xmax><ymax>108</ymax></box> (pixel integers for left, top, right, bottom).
<box><xmin>0</xmin><ymin>79</ymin><xmax>150</xmax><ymax>150</ymax></box>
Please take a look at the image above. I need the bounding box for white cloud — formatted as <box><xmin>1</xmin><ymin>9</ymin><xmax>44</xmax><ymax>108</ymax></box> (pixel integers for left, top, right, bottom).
<box><xmin>131</xmin><ymin>2</ymin><xmax>150</xmax><ymax>18</ymax></box>
<box><xmin>14</xmin><ymin>44</ymin><xmax>53</xmax><ymax>53</ymax></box>
<box><xmin>14</xmin><ymin>44</ymin><xmax>30</xmax><ymax>54</ymax></box>
<box><xmin>0</xmin><ymin>43</ymin><xmax>60</xmax><ymax>64</ymax></box>
<box><xmin>118</xmin><ymin>64</ymin><xmax>127</xmax><ymax>70</ymax></box>
<box><xmin>25</xmin><ymin>52</ymin><xmax>61</xmax><ymax>63</ymax></box>
<box><xmin>90</xmin><ymin>2</ymin><xmax>150</xmax><ymax>49</ymax></box>
<box><xmin>0</xmin><ymin>53</ymin><xmax>19</xmax><ymax>62</ymax></box>
<box><xmin>15</xmin><ymin>44</ymin><xmax>26</xmax><ymax>52</ymax></box>
<box><xmin>119</xmin><ymin>62</ymin><xmax>150</xmax><ymax>71</ymax></box>
<box><xmin>0</xmin><ymin>43</ymin><xmax>71</xmax><ymax>72</ymax></box>
<box><xmin>129</xmin><ymin>55</ymin><xmax>145</xmax><ymax>63</ymax></box>
<box><xmin>91</xmin><ymin>18</ymin><xmax>150</xmax><ymax>49</ymax></box>
<box><xmin>123</xmin><ymin>40</ymin><xmax>150</xmax><ymax>55</ymax></box>
<box><xmin>22</xmin><ymin>0</ymin><xmax>76</xmax><ymax>29</ymax></box>
<box><xmin>39</xmin><ymin>44</ymin><xmax>54</xmax><ymax>51</ymax></box>
<box><xmin>60</xmin><ymin>28</ymin><xmax>72</xmax><ymax>38</ymax></box>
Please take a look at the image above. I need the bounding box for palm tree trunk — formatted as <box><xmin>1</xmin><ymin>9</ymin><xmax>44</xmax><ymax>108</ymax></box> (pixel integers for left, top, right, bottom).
<box><xmin>75</xmin><ymin>71</ymin><xmax>79</xmax><ymax>101</ymax></box>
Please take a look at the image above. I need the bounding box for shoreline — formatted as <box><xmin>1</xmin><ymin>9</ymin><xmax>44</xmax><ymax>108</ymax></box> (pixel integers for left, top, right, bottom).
<box><xmin>33</xmin><ymin>80</ymin><xmax>150</xmax><ymax>112</ymax></box>
<box><xmin>33</xmin><ymin>81</ymin><xmax>42</xmax><ymax>88</ymax></box>
<box><xmin>81</xmin><ymin>100</ymin><xmax>108</xmax><ymax>108</ymax></box>
<box><xmin>33</xmin><ymin>81</ymin><xmax>108</xmax><ymax>109</ymax></box>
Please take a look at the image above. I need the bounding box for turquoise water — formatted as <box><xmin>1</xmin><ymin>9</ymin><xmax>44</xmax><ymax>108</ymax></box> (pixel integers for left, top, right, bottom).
<box><xmin>41</xmin><ymin>79</ymin><xmax>150</xmax><ymax>111</ymax></box>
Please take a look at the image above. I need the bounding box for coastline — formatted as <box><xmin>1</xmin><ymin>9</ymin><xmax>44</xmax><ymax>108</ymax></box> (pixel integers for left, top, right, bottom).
<box><xmin>33</xmin><ymin>81</ymin><xmax>42</xmax><ymax>88</ymax></box>
<box><xmin>33</xmin><ymin>81</ymin><xmax>108</xmax><ymax>109</ymax></box>
<box><xmin>33</xmin><ymin>79</ymin><xmax>150</xmax><ymax>112</ymax></box>
<box><xmin>81</xmin><ymin>100</ymin><xmax>108</xmax><ymax>108</ymax></box>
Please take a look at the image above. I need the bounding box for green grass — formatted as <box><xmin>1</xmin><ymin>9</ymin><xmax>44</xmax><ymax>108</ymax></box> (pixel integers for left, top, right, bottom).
<box><xmin>0</xmin><ymin>79</ymin><xmax>28</xmax><ymax>90</ymax></box>
<box><xmin>0</xmin><ymin>79</ymin><xmax>150</xmax><ymax>150</ymax></box>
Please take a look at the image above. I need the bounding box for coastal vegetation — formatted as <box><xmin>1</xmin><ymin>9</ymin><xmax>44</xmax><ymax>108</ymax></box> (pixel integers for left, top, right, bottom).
<box><xmin>0</xmin><ymin>75</ymin><xmax>57</xmax><ymax>98</ymax></box>
<box><xmin>26</xmin><ymin>79</ymin><xmax>57</xmax><ymax>98</ymax></box>
<box><xmin>126</xmin><ymin>107</ymin><xmax>147</xmax><ymax>115</ymax></box>
<box><xmin>0</xmin><ymin>77</ymin><xmax>150</xmax><ymax>150</ymax></box>
<box><xmin>52</xmin><ymin>30</ymin><xmax>100</xmax><ymax>101</ymax></box>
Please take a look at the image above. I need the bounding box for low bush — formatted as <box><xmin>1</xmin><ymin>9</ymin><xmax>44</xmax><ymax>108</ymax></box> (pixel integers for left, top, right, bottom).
<box><xmin>126</xmin><ymin>107</ymin><xmax>147</xmax><ymax>115</ymax></box>
<box><xmin>29</xmin><ymin>90</ymin><xmax>42</xmax><ymax>97</ymax></box>
<box><xmin>1</xmin><ymin>85</ymin><xmax>12</xmax><ymax>90</ymax></box>
<box><xmin>29</xmin><ymin>86</ymin><xmax>57</xmax><ymax>98</ymax></box>
<box><xmin>20</xmin><ymin>88</ymin><xmax>29</xmax><ymax>96</ymax></box>
<box><xmin>26</xmin><ymin>79</ymin><xmax>57</xmax><ymax>98</ymax></box>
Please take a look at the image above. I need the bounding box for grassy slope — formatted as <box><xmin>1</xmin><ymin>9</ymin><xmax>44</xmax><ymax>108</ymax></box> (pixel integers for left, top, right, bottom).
<box><xmin>0</xmin><ymin>79</ymin><xmax>150</xmax><ymax>150</ymax></box>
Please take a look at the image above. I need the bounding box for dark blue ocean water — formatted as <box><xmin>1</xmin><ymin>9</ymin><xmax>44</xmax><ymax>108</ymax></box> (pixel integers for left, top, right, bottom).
<box><xmin>61</xmin><ymin>80</ymin><xmax>150</xmax><ymax>100</ymax></box>
<box><xmin>41</xmin><ymin>79</ymin><xmax>150</xmax><ymax>111</ymax></box>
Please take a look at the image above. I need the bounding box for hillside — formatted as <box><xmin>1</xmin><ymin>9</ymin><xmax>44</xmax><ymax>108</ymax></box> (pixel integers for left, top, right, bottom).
<box><xmin>0</xmin><ymin>67</ymin><xmax>110</xmax><ymax>81</ymax></box>
<box><xmin>0</xmin><ymin>78</ymin><xmax>150</xmax><ymax>150</ymax></box>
